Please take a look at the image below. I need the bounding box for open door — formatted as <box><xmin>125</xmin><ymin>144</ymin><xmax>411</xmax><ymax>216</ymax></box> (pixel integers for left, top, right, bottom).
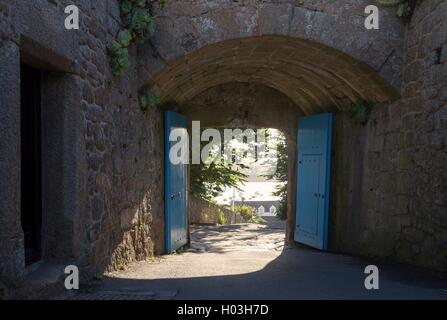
<box><xmin>165</xmin><ymin>111</ymin><xmax>188</xmax><ymax>253</ymax></box>
<box><xmin>294</xmin><ymin>113</ymin><xmax>333</xmax><ymax>250</ymax></box>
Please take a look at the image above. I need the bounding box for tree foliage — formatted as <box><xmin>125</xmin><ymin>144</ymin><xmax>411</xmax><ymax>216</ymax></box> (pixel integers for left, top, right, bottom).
<box><xmin>233</xmin><ymin>205</ymin><xmax>255</xmax><ymax>221</ymax></box>
<box><xmin>233</xmin><ymin>205</ymin><xmax>266</xmax><ymax>224</ymax></box>
<box><xmin>263</xmin><ymin>131</ymin><xmax>288</xmax><ymax>220</ymax></box>
<box><xmin>217</xmin><ymin>209</ymin><xmax>228</xmax><ymax>225</ymax></box>
<box><xmin>191</xmin><ymin>160</ymin><xmax>248</xmax><ymax>201</ymax></box>
<box><xmin>190</xmin><ymin>129</ymin><xmax>248</xmax><ymax>201</ymax></box>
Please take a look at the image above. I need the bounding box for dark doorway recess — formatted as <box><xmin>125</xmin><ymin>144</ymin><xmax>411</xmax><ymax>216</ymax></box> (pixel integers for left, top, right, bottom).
<box><xmin>20</xmin><ymin>64</ymin><xmax>43</xmax><ymax>266</ymax></box>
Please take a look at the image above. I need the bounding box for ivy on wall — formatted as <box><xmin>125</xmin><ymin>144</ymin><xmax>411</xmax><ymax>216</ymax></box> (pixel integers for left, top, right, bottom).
<box><xmin>375</xmin><ymin>0</ymin><xmax>421</xmax><ymax>19</ymax></box>
<box><xmin>139</xmin><ymin>87</ymin><xmax>158</xmax><ymax>111</ymax></box>
<box><xmin>344</xmin><ymin>99</ymin><xmax>374</xmax><ymax>125</ymax></box>
<box><xmin>108</xmin><ymin>0</ymin><xmax>166</xmax><ymax>110</ymax></box>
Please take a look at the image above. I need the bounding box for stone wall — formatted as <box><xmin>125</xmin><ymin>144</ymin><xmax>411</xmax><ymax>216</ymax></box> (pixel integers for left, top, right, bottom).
<box><xmin>0</xmin><ymin>0</ymin><xmax>445</xmax><ymax>297</ymax></box>
<box><xmin>182</xmin><ymin>82</ymin><xmax>302</xmax><ymax>133</ymax></box>
<box><xmin>177</xmin><ymin>1</ymin><xmax>447</xmax><ymax>270</ymax></box>
<box><xmin>190</xmin><ymin>196</ymin><xmax>244</xmax><ymax>225</ymax></box>
<box><xmin>54</xmin><ymin>1</ymin><xmax>166</xmax><ymax>271</ymax></box>
<box><xmin>141</xmin><ymin>0</ymin><xmax>404</xmax><ymax>95</ymax></box>
<box><xmin>330</xmin><ymin>0</ymin><xmax>447</xmax><ymax>271</ymax></box>
<box><xmin>0</xmin><ymin>0</ymin><xmax>165</xmax><ymax>293</ymax></box>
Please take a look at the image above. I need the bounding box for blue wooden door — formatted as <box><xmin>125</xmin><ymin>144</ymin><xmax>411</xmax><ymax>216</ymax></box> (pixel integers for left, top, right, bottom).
<box><xmin>294</xmin><ymin>113</ymin><xmax>333</xmax><ymax>250</ymax></box>
<box><xmin>165</xmin><ymin>111</ymin><xmax>188</xmax><ymax>253</ymax></box>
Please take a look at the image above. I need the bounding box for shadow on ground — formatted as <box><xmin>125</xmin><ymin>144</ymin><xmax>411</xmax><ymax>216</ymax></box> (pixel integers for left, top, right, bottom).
<box><xmin>77</xmin><ymin>223</ymin><xmax>447</xmax><ymax>300</ymax></box>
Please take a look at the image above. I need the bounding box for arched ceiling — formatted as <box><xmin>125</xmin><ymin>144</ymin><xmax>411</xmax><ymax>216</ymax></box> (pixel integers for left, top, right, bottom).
<box><xmin>146</xmin><ymin>36</ymin><xmax>400</xmax><ymax>114</ymax></box>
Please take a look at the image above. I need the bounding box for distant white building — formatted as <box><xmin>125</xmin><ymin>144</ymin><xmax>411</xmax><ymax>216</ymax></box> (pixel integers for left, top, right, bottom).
<box><xmin>234</xmin><ymin>201</ymin><xmax>278</xmax><ymax>217</ymax></box>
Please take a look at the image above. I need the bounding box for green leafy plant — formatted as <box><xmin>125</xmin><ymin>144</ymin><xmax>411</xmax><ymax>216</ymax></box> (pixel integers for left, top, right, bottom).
<box><xmin>344</xmin><ymin>99</ymin><xmax>374</xmax><ymax>125</ymax></box>
<box><xmin>233</xmin><ymin>205</ymin><xmax>266</xmax><ymax>224</ymax></box>
<box><xmin>233</xmin><ymin>205</ymin><xmax>255</xmax><ymax>221</ymax></box>
<box><xmin>108</xmin><ymin>30</ymin><xmax>132</xmax><ymax>75</ymax></box>
<box><xmin>139</xmin><ymin>87</ymin><xmax>158</xmax><ymax>111</ymax></box>
<box><xmin>262</xmin><ymin>130</ymin><xmax>288</xmax><ymax>221</ymax></box>
<box><xmin>108</xmin><ymin>0</ymin><xmax>165</xmax><ymax>76</ymax></box>
<box><xmin>108</xmin><ymin>1</ymin><xmax>165</xmax><ymax>111</ymax></box>
<box><xmin>374</xmin><ymin>0</ymin><xmax>420</xmax><ymax>19</ymax></box>
<box><xmin>249</xmin><ymin>213</ymin><xmax>267</xmax><ymax>225</ymax></box>
<box><xmin>217</xmin><ymin>210</ymin><xmax>228</xmax><ymax>225</ymax></box>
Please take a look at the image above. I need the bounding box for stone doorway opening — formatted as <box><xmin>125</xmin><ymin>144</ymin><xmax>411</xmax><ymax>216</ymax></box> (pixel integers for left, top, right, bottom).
<box><xmin>193</xmin><ymin>127</ymin><xmax>287</xmax><ymax>217</ymax></box>
<box><xmin>20</xmin><ymin>63</ymin><xmax>43</xmax><ymax>266</ymax></box>
<box><xmin>169</xmin><ymin>81</ymin><xmax>304</xmax><ymax>245</ymax></box>
<box><xmin>146</xmin><ymin>36</ymin><xmax>399</xmax><ymax>249</ymax></box>
<box><xmin>187</xmin><ymin>124</ymin><xmax>289</xmax><ymax>247</ymax></box>
<box><xmin>15</xmin><ymin>40</ymin><xmax>86</xmax><ymax>278</ymax></box>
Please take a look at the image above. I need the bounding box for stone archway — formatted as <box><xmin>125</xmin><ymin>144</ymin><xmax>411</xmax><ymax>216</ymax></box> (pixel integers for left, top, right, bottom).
<box><xmin>135</xmin><ymin>2</ymin><xmax>405</xmax><ymax>247</ymax></box>
<box><xmin>145</xmin><ymin>36</ymin><xmax>399</xmax><ymax>112</ymax></box>
<box><xmin>138</xmin><ymin>0</ymin><xmax>404</xmax><ymax>94</ymax></box>
<box><xmin>141</xmin><ymin>31</ymin><xmax>400</xmax><ymax>243</ymax></box>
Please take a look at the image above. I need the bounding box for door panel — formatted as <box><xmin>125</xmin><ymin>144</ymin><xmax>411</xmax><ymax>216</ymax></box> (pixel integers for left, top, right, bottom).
<box><xmin>165</xmin><ymin>111</ymin><xmax>188</xmax><ymax>253</ymax></box>
<box><xmin>297</xmin><ymin>154</ymin><xmax>321</xmax><ymax>236</ymax></box>
<box><xmin>294</xmin><ymin>113</ymin><xmax>333</xmax><ymax>250</ymax></box>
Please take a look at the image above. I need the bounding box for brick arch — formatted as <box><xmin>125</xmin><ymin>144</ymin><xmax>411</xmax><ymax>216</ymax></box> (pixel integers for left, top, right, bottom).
<box><xmin>144</xmin><ymin>36</ymin><xmax>399</xmax><ymax>114</ymax></box>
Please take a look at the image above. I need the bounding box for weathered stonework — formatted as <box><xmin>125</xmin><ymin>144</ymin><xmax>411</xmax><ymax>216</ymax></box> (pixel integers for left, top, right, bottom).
<box><xmin>0</xmin><ymin>0</ymin><xmax>164</xmax><ymax>296</ymax></box>
<box><xmin>0</xmin><ymin>0</ymin><xmax>445</xmax><ymax>298</ymax></box>
<box><xmin>142</xmin><ymin>0</ymin><xmax>404</xmax><ymax>90</ymax></box>
<box><xmin>190</xmin><ymin>196</ymin><xmax>244</xmax><ymax>225</ymax></box>
<box><xmin>329</xmin><ymin>0</ymin><xmax>447</xmax><ymax>271</ymax></box>
<box><xmin>181</xmin><ymin>82</ymin><xmax>302</xmax><ymax>133</ymax></box>
<box><xmin>153</xmin><ymin>0</ymin><xmax>446</xmax><ymax>271</ymax></box>
<box><xmin>70</xmin><ymin>1</ymin><xmax>166</xmax><ymax>272</ymax></box>
<box><xmin>142</xmin><ymin>0</ymin><xmax>405</xmax><ymax>112</ymax></box>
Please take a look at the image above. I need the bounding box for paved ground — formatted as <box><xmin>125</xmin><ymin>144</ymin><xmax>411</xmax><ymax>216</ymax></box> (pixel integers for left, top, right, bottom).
<box><xmin>80</xmin><ymin>222</ymin><xmax>447</xmax><ymax>300</ymax></box>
